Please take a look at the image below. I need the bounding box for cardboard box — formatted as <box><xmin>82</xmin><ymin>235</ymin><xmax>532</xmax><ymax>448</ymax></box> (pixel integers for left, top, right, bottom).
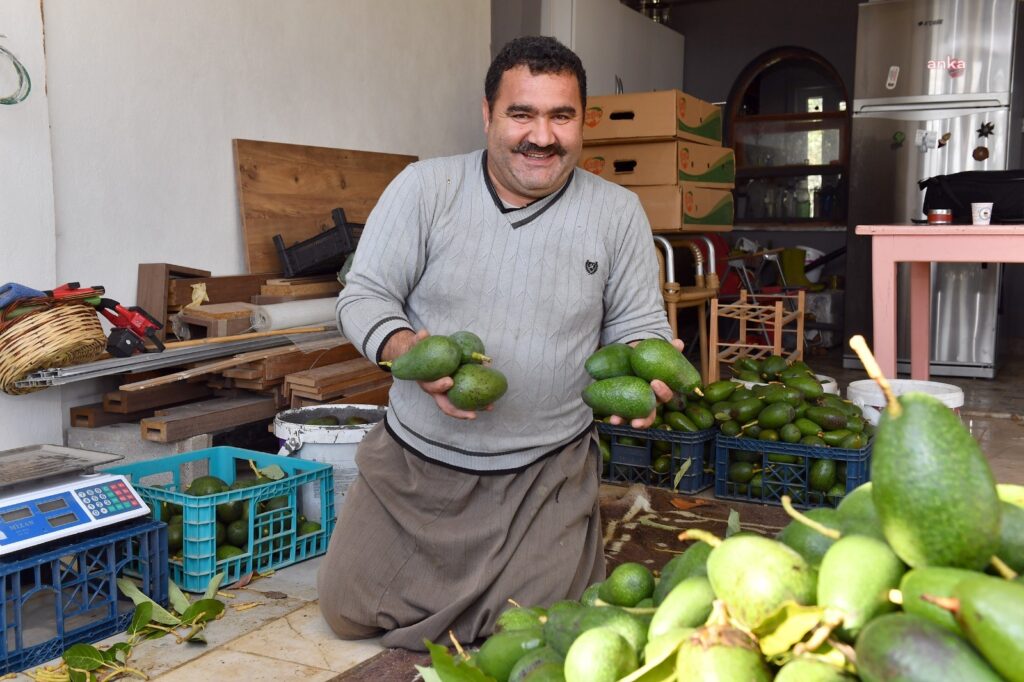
<box><xmin>583</xmin><ymin>90</ymin><xmax>722</xmax><ymax>145</ymax></box>
<box><xmin>580</xmin><ymin>141</ymin><xmax>734</xmax><ymax>188</ymax></box>
<box><xmin>632</xmin><ymin>184</ymin><xmax>734</xmax><ymax>233</ymax></box>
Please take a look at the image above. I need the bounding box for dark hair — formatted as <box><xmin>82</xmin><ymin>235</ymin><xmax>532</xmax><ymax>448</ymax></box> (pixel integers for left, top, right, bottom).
<box><xmin>485</xmin><ymin>36</ymin><xmax>587</xmax><ymax>112</ymax></box>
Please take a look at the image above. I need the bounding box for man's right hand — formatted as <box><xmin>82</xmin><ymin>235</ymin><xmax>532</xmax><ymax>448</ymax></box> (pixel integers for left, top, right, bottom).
<box><xmin>381</xmin><ymin>328</ymin><xmax>480</xmax><ymax>420</ymax></box>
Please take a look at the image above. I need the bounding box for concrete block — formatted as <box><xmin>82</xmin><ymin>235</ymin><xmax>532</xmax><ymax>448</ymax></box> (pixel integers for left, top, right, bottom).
<box><xmin>65</xmin><ymin>423</ymin><xmax>212</xmax><ymax>486</ymax></box>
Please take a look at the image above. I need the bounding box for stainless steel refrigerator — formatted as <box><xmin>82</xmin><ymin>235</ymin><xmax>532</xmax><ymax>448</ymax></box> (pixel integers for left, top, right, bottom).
<box><xmin>844</xmin><ymin>0</ymin><xmax>1024</xmax><ymax>378</ymax></box>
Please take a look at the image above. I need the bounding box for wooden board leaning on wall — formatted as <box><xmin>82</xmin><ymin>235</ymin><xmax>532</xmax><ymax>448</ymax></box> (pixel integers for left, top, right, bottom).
<box><xmin>233</xmin><ymin>139</ymin><xmax>417</xmax><ymax>275</ymax></box>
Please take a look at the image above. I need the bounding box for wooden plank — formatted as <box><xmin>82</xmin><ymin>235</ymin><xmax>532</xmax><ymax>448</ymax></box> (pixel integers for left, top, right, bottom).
<box><xmin>264</xmin><ymin>275</ymin><xmax>338</xmax><ymax>285</ymax></box>
<box><xmin>141</xmin><ymin>396</ymin><xmax>278</xmax><ymax>442</ymax></box>
<box><xmin>232</xmin><ymin>377</ymin><xmax>284</xmax><ymax>391</ymax></box>
<box><xmin>167</xmin><ymin>274</ymin><xmax>272</xmax><ymax>307</ymax></box>
<box><xmin>234</xmin><ymin>139</ymin><xmax>416</xmax><ymax>274</ymax></box>
<box><xmin>136</xmin><ymin>263</ymin><xmax>211</xmax><ymax>341</ymax></box>
<box><xmin>259</xmin><ymin>281</ymin><xmax>341</xmax><ymax>297</ymax></box>
<box><xmin>222</xmin><ymin>366</ymin><xmax>262</xmax><ymax>380</ymax></box>
<box><xmin>175</xmin><ymin>313</ymin><xmax>253</xmax><ymax>339</ymax></box>
<box><xmin>250</xmin><ymin>292</ymin><xmax>331</xmax><ymax>305</ymax></box>
<box><xmin>70</xmin><ymin>403</ymin><xmax>154</xmax><ymax>428</ymax></box>
<box><xmin>290</xmin><ymin>369</ymin><xmax>390</xmax><ymax>397</ymax></box>
<box><xmin>289</xmin><ymin>378</ymin><xmax>391</xmax><ymax>407</ymax></box>
<box><xmin>103</xmin><ymin>382</ymin><xmax>213</xmax><ymax>414</ymax></box>
<box><xmin>283</xmin><ymin>358</ymin><xmax>378</xmax><ymax>388</ymax></box>
<box><xmin>179</xmin><ymin>303</ymin><xmax>257</xmax><ymax>320</ymax></box>
<box><xmin>261</xmin><ymin>341</ymin><xmax>361</xmax><ymax>380</ymax></box>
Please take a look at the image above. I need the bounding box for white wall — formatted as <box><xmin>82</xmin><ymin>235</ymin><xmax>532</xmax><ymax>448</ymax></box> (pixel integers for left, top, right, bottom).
<box><xmin>542</xmin><ymin>0</ymin><xmax>685</xmax><ymax>95</ymax></box>
<box><xmin>0</xmin><ymin>0</ymin><xmax>490</xmax><ymax>448</ymax></box>
<box><xmin>0</xmin><ymin>1</ymin><xmax>63</xmax><ymax>446</ymax></box>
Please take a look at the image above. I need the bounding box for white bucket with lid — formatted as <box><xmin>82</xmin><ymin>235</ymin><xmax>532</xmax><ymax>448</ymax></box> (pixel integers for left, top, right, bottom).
<box><xmin>846</xmin><ymin>379</ymin><xmax>964</xmax><ymax>426</ymax></box>
<box><xmin>274</xmin><ymin>404</ymin><xmax>386</xmax><ymax>520</ymax></box>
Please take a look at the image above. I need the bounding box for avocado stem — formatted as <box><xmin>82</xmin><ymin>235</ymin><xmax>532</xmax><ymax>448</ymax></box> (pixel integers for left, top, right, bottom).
<box><xmin>848</xmin><ymin>335</ymin><xmax>901</xmax><ymax>418</ymax></box>
<box><xmin>796</xmin><ymin>612</ymin><xmax>840</xmax><ymax>656</ymax></box>
<box><xmin>378</xmin><ymin>361</ymin><xmax>393</xmax><ymax>368</ymax></box>
<box><xmin>693</xmin><ymin>387</ymin><xmax>704</xmax><ymax>398</ymax></box>
<box><xmin>506</xmin><ymin>598</ymin><xmax>522</xmax><ymax>608</ymax></box>
<box><xmin>678</xmin><ymin>528</ymin><xmax>723</xmax><ymax>547</ymax></box>
<box><xmin>448</xmin><ymin>629</ymin><xmax>469</xmax><ymax>660</ymax></box>
<box><xmin>781</xmin><ymin>495</ymin><xmax>842</xmax><ymax>540</ymax></box>
<box><xmin>991</xmin><ymin>555</ymin><xmax>1019</xmax><ymax>580</ymax></box>
<box><xmin>888</xmin><ymin>589</ymin><xmax>903</xmax><ymax>605</ymax></box>
<box><xmin>920</xmin><ymin>594</ymin><xmax>960</xmax><ymax>614</ymax></box>
<box><xmin>471</xmin><ymin>352</ymin><xmax>492</xmax><ymax>364</ymax></box>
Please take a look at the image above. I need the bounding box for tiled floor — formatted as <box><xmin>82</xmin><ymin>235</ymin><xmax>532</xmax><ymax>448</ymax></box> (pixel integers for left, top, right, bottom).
<box><xmin>13</xmin><ymin>337</ymin><xmax>1023</xmax><ymax>680</ymax></box>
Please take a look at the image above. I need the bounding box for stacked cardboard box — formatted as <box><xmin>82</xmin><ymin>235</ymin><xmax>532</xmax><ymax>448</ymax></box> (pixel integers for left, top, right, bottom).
<box><xmin>579</xmin><ymin>90</ymin><xmax>734</xmax><ymax>233</ymax></box>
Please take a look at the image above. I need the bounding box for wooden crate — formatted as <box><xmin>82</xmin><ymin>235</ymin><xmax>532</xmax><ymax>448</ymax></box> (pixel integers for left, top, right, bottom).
<box><xmin>708</xmin><ymin>290</ymin><xmax>805</xmax><ymax>382</ymax></box>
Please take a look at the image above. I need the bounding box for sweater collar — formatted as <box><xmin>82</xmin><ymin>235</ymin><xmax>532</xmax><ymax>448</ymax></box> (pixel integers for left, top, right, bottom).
<box><xmin>480</xmin><ymin>150</ymin><xmax>574</xmax><ymax>229</ymax></box>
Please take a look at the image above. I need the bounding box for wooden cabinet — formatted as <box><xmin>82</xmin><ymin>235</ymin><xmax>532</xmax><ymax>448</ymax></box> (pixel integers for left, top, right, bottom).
<box><xmin>725</xmin><ymin>48</ymin><xmax>851</xmax><ymax>227</ymax></box>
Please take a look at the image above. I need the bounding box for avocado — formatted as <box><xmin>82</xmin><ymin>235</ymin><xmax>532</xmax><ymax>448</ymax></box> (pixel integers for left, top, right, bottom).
<box><xmin>477</xmin><ymin>628</ymin><xmax>546</xmax><ymax>682</ymax></box>
<box><xmin>664</xmin><ymin>410</ymin><xmax>698</xmax><ymax>432</ymax></box>
<box><xmin>186</xmin><ymin>475</ymin><xmax>229</xmax><ymax>497</ymax></box>
<box><xmin>856</xmin><ymin>613</ymin><xmax>1002</xmax><ymax>682</ymax></box>
<box><xmin>817</xmin><ymin>534</ymin><xmax>905</xmax><ymax>641</ymax></box>
<box><xmin>448</xmin><ymin>330</ymin><xmax>490</xmax><ymax>364</ymax></box>
<box><xmin>648</xmin><ymin>576</ymin><xmax>715</xmax><ymax>640</ymax></box>
<box><xmin>784</xmin><ymin>374</ymin><xmax>825</xmax><ymax>400</ymax></box>
<box><xmin>779</xmin><ymin>422</ymin><xmax>802</xmax><ymax>443</ymax></box>
<box><xmin>734</xmin><ymin>357</ymin><xmax>761</xmax><ymax>374</ymax></box>
<box><xmin>804</xmin><ymin>406</ymin><xmax>847</xmax><ymax>431</ymax></box>
<box><xmin>705</xmin><ymin>534</ymin><xmax>816</xmax><ymax>629</ymax></box>
<box><xmin>684</xmin><ymin>404</ymin><xmax>714</xmax><ymax>430</ymax></box>
<box><xmin>951</xmin><ymin>574</ymin><xmax>1024</xmax><ymax>682</ymax></box>
<box><xmin>447</xmin><ymin>363</ymin><xmax>508</xmax><ymax>410</ymax></box>
<box><xmin>897</xmin><ymin>566</ymin><xmax>976</xmax><ymax>633</ymax></box>
<box><xmin>821</xmin><ymin>429</ymin><xmax>852</xmax><ymax>447</ymax></box>
<box><xmin>675</xmin><ymin>626</ymin><xmax>770</xmax><ymax>682</ymax></box>
<box><xmin>794</xmin><ymin>417</ymin><xmax>823</xmax><ymax>437</ymax></box>
<box><xmin>835</xmin><ymin>482</ymin><xmax>885</xmax><ymax>540</ymax></box>
<box><xmin>730</xmin><ymin>397</ymin><xmax>765</xmax><ymax>423</ymax></box>
<box><xmin>542</xmin><ymin>601</ymin><xmax>584</xmax><ymax>657</ymax></box>
<box><xmin>304</xmin><ymin>416</ymin><xmax>340</xmax><ymax>426</ymax></box>
<box><xmin>385</xmin><ymin>335</ymin><xmax>462</xmax><ymax>381</ymax></box>
<box><xmin>563</xmin><ymin>627</ymin><xmax>637</xmax><ymax>682</ymax></box>
<box><xmin>872</xmin><ymin>392</ymin><xmax>1001</xmax><ymax>569</ymax></box>
<box><xmin>507</xmin><ymin>647</ymin><xmax>564</xmax><ymax>682</ymax></box>
<box><xmin>776</xmin><ymin>507</ymin><xmax>839</xmax><ymax>568</ymax></box>
<box><xmin>727</xmin><ymin>461</ymin><xmax>757</xmax><ymax>484</ymax></box>
<box><xmin>629</xmin><ymin>338</ymin><xmax>701</xmax><ymax>394</ymax></box>
<box><xmin>576</xmin><ymin>605</ymin><xmax>647</xmax><ymax>657</ymax></box>
<box><xmin>496</xmin><ymin>607</ymin><xmax>546</xmax><ymax>632</ymax></box>
<box><xmin>702</xmin><ymin>380</ymin><xmax>739</xmax><ymax>404</ymax></box>
<box><xmin>757</xmin><ymin>402</ymin><xmax>795</xmax><ymax>429</ymax></box>
<box><xmin>582</xmin><ymin>376</ymin><xmax>656</xmax><ymax>420</ymax></box>
<box><xmin>997</xmin><ymin>499</ymin><xmax>1024</xmax><ymax>573</ymax></box>
<box><xmin>775</xmin><ymin>657</ymin><xmax>854</xmax><ymax>681</ymax></box>
<box><xmin>653</xmin><ymin>540</ymin><xmax>712</xmax><ymax>605</ymax></box>
<box><xmin>760</xmin><ymin>354</ymin><xmax>789</xmax><ymax>379</ymax></box>
<box><xmin>584</xmin><ymin>343</ymin><xmax>633</xmax><ymax>380</ymax></box>
<box><xmin>809</xmin><ymin>459</ymin><xmax>837</xmax><ymax>492</ymax></box>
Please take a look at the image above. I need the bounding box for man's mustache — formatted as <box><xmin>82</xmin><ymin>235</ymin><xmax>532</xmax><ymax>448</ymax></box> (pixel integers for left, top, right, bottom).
<box><xmin>512</xmin><ymin>142</ymin><xmax>567</xmax><ymax>157</ymax></box>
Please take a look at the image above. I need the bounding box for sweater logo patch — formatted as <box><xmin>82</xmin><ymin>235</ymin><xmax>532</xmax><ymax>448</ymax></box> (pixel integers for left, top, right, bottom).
<box><xmin>585</xmin><ymin>260</ymin><xmax>598</xmax><ymax>275</ymax></box>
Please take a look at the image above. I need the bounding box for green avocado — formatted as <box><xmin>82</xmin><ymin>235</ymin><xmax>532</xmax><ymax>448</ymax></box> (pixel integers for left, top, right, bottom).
<box><xmin>448</xmin><ymin>330</ymin><xmax>490</xmax><ymax>364</ymax></box>
<box><xmin>584</xmin><ymin>343</ymin><xmax>634</xmax><ymax>380</ymax></box>
<box><xmin>386</xmin><ymin>335</ymin><xmax>462</xmax><ymax>381</ymax></box>
<box><xmin>629</xmin><ymin>338</ymin><xmax>701</xmax><ymax>394</ymax></box>
<box><xmin>447</xmin><ymin>363</ymin><xmax>508</xmax><ymax>410</ymax></box>
<box><xmin>583</xmin><ymin>376</ymin><xmax>656</xmax><ymax>420</ymax></box>
<box><xmin>872</xmin><ymin>392</ymin><xmax>1001</xmax><ymax>569</ymax></box>
<box><xmin>951</xmin><ymin>575</ymin><xmax>1024</xmax><ymax>682</ymax></box>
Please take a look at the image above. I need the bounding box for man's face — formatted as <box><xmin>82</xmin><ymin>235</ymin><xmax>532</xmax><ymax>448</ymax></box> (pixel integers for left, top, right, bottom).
<box><xmin>482</xmin><ymin>65</ymin><xmax>583</xmax><ymax>206</ymax></box>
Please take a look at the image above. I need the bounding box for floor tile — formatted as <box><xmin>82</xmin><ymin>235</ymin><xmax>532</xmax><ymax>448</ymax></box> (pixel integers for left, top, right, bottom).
<box><xmin>153</xmin><ymin>648</ymin><xmax>336</xmax><ymax>681</ymax></box>
<box><xmin>227</xmin><ymin>602</ymin><xmax>383</xmax><ymax>673</ymax></box>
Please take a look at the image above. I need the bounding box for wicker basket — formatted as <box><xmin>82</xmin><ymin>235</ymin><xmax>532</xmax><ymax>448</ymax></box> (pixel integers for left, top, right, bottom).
<box><xmin>0</xmin><ymin>303</ymin><xmax>106</xmax><ymax>395</ymax></box>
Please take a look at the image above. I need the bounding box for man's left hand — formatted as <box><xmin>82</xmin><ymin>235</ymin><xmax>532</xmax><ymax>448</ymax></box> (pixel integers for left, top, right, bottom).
<box><xmin>607</xmin><ymin>338</ymin><xmax>686</xmax><ymax>429</ymax></box>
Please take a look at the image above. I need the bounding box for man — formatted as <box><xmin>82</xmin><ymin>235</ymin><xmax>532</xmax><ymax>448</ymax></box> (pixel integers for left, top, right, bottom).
<box><xmin>317</xmin><ymin>36</ymin><xmax>682</xmax><ymax>650</ymax></box>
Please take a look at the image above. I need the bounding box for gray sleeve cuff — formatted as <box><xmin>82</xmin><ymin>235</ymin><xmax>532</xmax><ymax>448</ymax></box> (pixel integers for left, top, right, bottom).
<box><xmin>361</xmin><ymin>316</ymin><xmax>413</xmax><ymax>363</ymax></box>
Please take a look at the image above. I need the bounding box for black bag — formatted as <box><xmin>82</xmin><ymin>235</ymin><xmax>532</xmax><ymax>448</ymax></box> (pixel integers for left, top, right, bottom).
<box><xmin>919</xmin><ymin>170</ymin><xmax>1024</xmax><ymax>223</ymax></box>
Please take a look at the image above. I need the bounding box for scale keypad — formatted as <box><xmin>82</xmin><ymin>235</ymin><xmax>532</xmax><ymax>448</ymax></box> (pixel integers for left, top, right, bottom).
<box><xmin>76</xmin><ymin>481</ymin><xmax>140</xmax><ymax>518</ymax></box>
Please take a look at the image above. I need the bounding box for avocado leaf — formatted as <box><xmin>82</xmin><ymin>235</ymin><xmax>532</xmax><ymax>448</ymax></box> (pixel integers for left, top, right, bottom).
<box><xmin>752</xmin><ymin>600</ymin><xmax>824</xmax><ymax>657</ymax></box>
<box><xmin>423</xmin><ymin>640</ymin><xmax>495</xmax><ymax>682</ymax></box>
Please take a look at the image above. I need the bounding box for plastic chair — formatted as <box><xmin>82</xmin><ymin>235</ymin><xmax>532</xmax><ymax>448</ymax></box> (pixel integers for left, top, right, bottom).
<box><xmin>654</xmin><ymin>235</ymin><xmax>720</xmax><ymax>383</ymax></box>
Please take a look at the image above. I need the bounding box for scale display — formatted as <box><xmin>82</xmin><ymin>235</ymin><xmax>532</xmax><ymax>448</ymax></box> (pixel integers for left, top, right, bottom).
<box><xmin>0</xmin><ymin>446</ymin><xmax>150</xmax><ymax>556</ymax></box>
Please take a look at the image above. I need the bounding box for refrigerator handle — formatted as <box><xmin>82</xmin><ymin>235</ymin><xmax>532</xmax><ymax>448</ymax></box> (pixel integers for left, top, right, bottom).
<box><xmin>855</xmin><ymin>99</ymin><xmax>1007</xmax><ymax>115</ymax></box>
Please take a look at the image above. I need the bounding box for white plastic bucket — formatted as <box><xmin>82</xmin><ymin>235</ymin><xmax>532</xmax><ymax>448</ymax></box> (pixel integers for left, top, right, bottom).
<box><xmin>798</xmin><ymin>245</ymin><xmax>826</xmax><ymax>283</ymax></box>
<box><xmin>846</xmin><ymin>379</ymin><xmax>964</xmax><ymax>426</ymax></box>
<box><xmin>274</xmin><ymin>404</ymin><xmax>386</xmax><ymax>520</ymax></box>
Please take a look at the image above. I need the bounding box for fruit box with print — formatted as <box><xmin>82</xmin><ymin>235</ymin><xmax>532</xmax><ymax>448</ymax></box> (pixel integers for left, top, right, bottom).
<box><xmin>631</xmin><ymin>184</ymin><xmax>734</xmax><ymax>233</ymax></box>
<box><xmin>580</xmin><ymin>140</ymin><xmax>735</xmax><ymax>189</ymax></box>
<box><xmin>582</xmin><ymin>90</ymin><xmax>722</xmax><ymax>146</ymax></box>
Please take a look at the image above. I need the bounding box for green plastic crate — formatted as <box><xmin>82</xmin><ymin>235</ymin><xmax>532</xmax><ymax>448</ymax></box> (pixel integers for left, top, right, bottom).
<box><xmin>105</xmin><ymin>446</ymin><xmax>334</xmax><ymax>592</ymax></box>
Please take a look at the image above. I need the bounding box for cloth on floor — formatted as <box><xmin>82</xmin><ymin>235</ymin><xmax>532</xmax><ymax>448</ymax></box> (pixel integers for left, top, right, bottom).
<box><xmin>317</xmin><ymin>423</ymin><xmax>605</xmax><ymax>651</ymax></box>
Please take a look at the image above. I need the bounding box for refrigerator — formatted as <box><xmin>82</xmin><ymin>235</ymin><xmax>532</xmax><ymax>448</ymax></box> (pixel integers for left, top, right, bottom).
<box><xmin>844</xmin><ymin>0</ymin><xmax>1024</xmax><ymax>378</ymax></box>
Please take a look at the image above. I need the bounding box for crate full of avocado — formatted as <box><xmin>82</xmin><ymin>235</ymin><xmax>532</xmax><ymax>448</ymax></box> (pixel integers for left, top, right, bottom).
<box><xmin>708</xmin><ymin>354</ymin><xmax>873</xmax><ymax>508</ymax></box>
<box><xmin>583</xmin><ymin>339</ymin><xmax>713</xmax><ymax>493</ymax></box>
<box><xmin>105</xmin><ymin>446</ymin><xmax>334</xmax><ymax>592</ymax></box>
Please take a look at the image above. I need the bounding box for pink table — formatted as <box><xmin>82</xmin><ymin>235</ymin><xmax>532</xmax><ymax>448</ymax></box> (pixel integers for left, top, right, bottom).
<box><xmin>855</xmin><ymin>225</ymin><xmax>1024</xmax><ymax>380</ymax></box>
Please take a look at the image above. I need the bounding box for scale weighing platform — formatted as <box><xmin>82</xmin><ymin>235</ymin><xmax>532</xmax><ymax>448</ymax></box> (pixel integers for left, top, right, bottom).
<box><xmin>0</xmin><ymin>445</ymin><xmax>150</xmax><ymax>556</ymax></box>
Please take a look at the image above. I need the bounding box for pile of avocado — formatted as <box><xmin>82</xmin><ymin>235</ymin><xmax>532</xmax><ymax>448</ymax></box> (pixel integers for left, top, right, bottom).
<box><xmin>426</xmin><ymin>388</ymin><xmax>1024</xmax><ymax>682</ymax></box>
<box><xmin>382</xmin><ymin>330</ymin><xmax>508</xmax><ymax>410</ymax></box>
<box><xmin>152</xmin><ymin>473</ymin><xmax>322</xmax><ymax>563</ymax></box>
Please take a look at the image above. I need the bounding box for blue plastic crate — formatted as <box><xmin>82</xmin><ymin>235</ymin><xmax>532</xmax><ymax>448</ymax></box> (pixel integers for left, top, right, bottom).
<box><xmin>597</xmin><ymin>423</ymin><xmax>716</xmax><ymax>494</ymax></box>
<box><xmin>714</xmin><ymin>435</ymin><xmax>872</xmax><ymax>509</ymax></box>
<box><xmin>104</xmin><ymin>446</ymin><xmax>335</xmax><ymax>592</ymax></box>
<box><xmin>0</xmin><ymin>518</ymin><xmax>167</xmax><ymax>675</ymax></box>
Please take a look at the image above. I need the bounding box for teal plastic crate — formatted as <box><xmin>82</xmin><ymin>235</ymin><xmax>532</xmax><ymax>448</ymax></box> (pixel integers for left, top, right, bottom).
<box><xmin>105</xmin><ymin>447</ymin><xmax>335</xmax><ymax>592</ymax></box>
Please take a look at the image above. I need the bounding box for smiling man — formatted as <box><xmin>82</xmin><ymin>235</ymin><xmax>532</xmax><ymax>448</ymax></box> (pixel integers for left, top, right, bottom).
<box><xmin>317</xmin><ymin>36</ymin><xmax>680</xmax><ymax>650</ymax></box>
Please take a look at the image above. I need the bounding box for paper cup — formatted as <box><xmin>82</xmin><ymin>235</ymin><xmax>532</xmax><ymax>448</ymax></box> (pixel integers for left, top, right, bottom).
<box><xmin>971</xmin><ymin>202</ymin><xmax>993</xmax><ymax>225</ymax></box>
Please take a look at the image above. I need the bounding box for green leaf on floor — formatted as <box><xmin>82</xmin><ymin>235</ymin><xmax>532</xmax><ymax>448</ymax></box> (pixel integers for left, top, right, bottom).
<box><xmin>127</xmin><ymin>602</ymin><xmax>153</xmax><ymax>635</ymax></box>
<box><xmin>63</xmin><ymin>643</ymin><xmax>105</xmax><ymax>671</ymax></box>
<box><xmin>424</xmin><ymin>640</ymin><xmax>496</xmax><ymax>682</ymax></box>
<box><xmin>180</xmin><ymin>598</ymin><xmax>225</xmax><ymax>625</ymax></box>
<box><xmin>203</xmin><ymin>572</ymin><xmax>225</xmax><ymax>601</ymax></box>
<box><xmin>168</xmin><ymin>579</ymin><xmax>192</xmax><ymax>614</ymax></box>
<box><xmin>117</xmin><ymin>577</ymin><xmax>181</xmax><ymax>626</ymax></box>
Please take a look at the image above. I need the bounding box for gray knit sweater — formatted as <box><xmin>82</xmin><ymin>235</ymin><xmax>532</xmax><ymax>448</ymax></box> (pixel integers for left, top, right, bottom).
<box><xmin>336</xmin><ymin>149</ymin><xmax>671</xmax><ymax>472</ymax></box>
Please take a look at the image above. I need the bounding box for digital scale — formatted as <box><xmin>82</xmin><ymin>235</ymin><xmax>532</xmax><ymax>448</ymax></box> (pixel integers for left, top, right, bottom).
<box><xmin>0</xmin><ymin>445</ymin><xmax>150</xmax><ymax>556</ymax></box>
